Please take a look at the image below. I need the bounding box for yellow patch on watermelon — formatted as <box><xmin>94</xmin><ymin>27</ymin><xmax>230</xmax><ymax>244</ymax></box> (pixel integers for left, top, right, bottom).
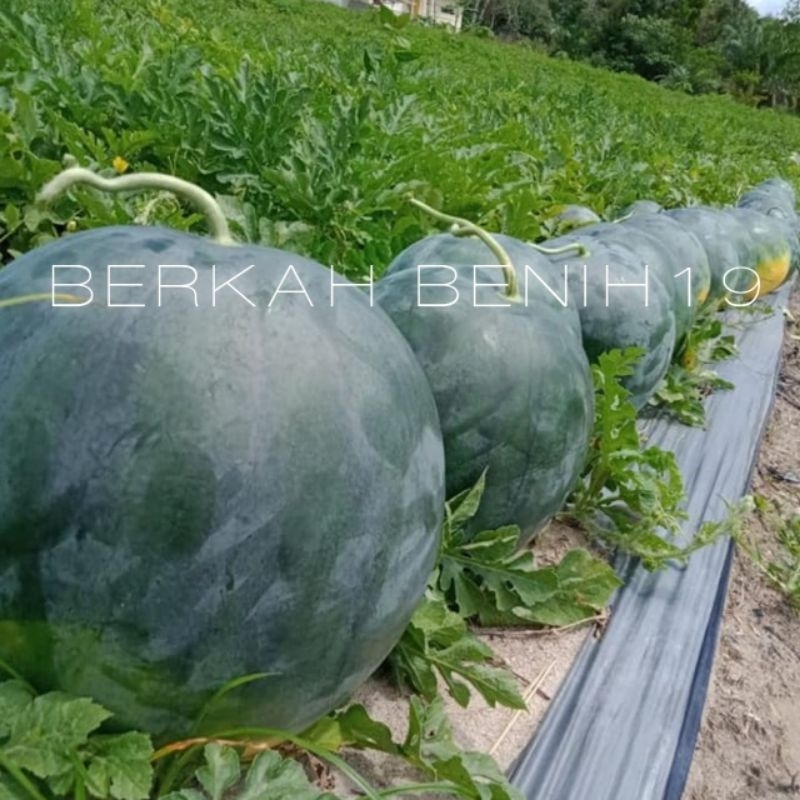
<box><xmin>744</xmin><ymin>249</ymin><xmax>791</xmax><ymax>301</ymax></box>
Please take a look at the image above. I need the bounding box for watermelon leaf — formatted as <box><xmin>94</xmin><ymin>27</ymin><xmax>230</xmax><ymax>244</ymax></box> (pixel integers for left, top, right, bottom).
<box><xmin>387</xmin><ymin>591</ymin><xmax>526</xmax><ymax>710</ymax></box>
<box><xmin>436</xmin><ymin>481</ymin><xmax>621</xmax><ymax>627</ymax></box>
<box><xmin>400</xmin><ymin>697</ymin><xmax>525</xmax><ymax>800</ymax></box>
<box><xmin>566</xmin><ymin>348</ymin><xmax>703</xmax><ymax>570</ymax></box>
<box><xmin>0</xmin><ymin>682</ymin><xmax>154</xmax><ymax>800</ymax></box>
<box><xmin>84</xmin><ymin>734</ymin><xmax>154</xmax><ymax>800</ymax></box>
<box><xmin>652</xmin><ymin>305</ymin><xmax>739</xmax><ymax>427</ymax></box>
<box><xmin>160</xmin><ymin>745</ymin><xmax>340</xmax><ymax>800</ymax></box>
<box><xmin>195</xmin><ymin>745</ymin><xmax>241</xmax><ymax>800</ymax></box>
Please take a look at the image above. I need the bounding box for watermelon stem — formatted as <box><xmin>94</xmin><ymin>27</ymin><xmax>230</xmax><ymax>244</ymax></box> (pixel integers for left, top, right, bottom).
<box><xmin>408</xmin><ymin>197</ymin><xmax>519</xmax><ymax>298</ymax></box>
<box><xmin>531</xmin><ymin>240</ymin><xmax>588</xmax><ymax>257</ymax></box>
<box><xmin>0</xmin><ymin>292</ymin><xmax>86</xmax><ymax>309</ymax></box>
<box><xmin>37</xmin><ymin>167</ymin><xmax>235</xmax><ymax>246</ymax></box>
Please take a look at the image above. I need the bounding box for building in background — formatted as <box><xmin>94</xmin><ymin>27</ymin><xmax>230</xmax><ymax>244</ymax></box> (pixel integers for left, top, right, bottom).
<box><xmin>320</xmin><ymin>0</ymin><xmax>463</xmax><ymax>31</ymax></box>
<box><xmin>388</xmin><ymin>0</ymin><xmax>463</xmax><ymax>31</ymax></box>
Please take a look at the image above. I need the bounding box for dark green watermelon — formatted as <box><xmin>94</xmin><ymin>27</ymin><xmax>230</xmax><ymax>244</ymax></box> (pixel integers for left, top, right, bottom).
<box><xmin>737</xmin><ymin>178</ymin><xmax>796</xmax><ymax>220</ymax></box>
<box><xmin>547</xmin><ymin>221</ymin><xmax>691</xmax><ymax>343</ymax></box>
<box><xmin>0</xmin><ymin>226</ymin><xmax>445</xmax><ymax>741</ymax></box>
<box><xmin>375</xmin><ymin>236</ymin><xmax>593</xmax><ymax>544</ymax></box>
<box><xmin>549</xmin><ymin>204</ymin><xmax>602</xmax><ymax>234</ymax></box>
<box><xmin>615</xmin><ymin>214</ymin><xmax>712</xmax><ymax>332</ymax></box>
<box><xmin>725</xmin><ymin>207</ymin><xmax>794</xmax><ymax>297</ymax></box>
<box><xmin>541</xmin><ymin>230</ymin><xmax>677</xmax><ymax>407</ymax></box>
<box><xmin>382</xmin><ymin>232</ymin><xmax>584</xmax><ymax>339</ymax></box>
<box><xmin>736</xmin><ymin>179</ymin><xmax>800</xmax><ymax>276</ymax></box>
<box><xmin>620</xmin><ymin>200</ymin><xmax>663</xmax><ymax>217</ymax></box>
<box><xmin>664</xmin><ymin>207</ymin><xmax>753</xmax><ymax>301</ymax></box>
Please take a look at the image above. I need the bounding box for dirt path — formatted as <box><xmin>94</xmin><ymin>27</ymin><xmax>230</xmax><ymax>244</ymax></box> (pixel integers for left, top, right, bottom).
<box><xmin>686</xmin><ymin>287</ymin><xmax>800</xmax><ymax>799</ymax></box>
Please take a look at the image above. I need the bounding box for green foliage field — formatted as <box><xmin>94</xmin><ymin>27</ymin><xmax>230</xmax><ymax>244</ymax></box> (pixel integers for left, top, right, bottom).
<box><xmin>2</xmin><ymin>3</ymin><xmax>798</xmax><ymax>796</ymax></box>
<box><xmin>2</xmin><ymin>0</ymin><xmax>800</xmax><ymax>276</ymax></box>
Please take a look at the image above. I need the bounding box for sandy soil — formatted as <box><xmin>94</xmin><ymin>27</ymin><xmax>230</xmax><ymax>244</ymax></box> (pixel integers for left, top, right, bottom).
<box><xmin>686</xmin><ymin>287</ymin><xmax>800</xmax><ymax>799</ymax></box>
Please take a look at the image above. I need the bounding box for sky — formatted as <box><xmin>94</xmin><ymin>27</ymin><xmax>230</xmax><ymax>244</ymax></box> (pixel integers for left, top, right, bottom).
<box><xmin>744</xmin><ymin>0</ymin><xmax>786</xmax><ymax>16</ymax></box>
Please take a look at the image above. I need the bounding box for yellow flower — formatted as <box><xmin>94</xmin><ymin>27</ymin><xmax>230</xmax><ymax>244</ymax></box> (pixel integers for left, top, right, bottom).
<box><xmin>112</xmin><ymin>156</ymin><xmax>129</xmax><ymax>174</ymax></box>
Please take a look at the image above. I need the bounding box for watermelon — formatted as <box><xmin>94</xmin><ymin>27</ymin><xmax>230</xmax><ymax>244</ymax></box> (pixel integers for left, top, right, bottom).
<box><xmin>737</xmin><ymin>178</ymin><xmax>800</xmax><ymax>278</ymax></box>
<box><xmin>376</xmin><ymin>232</ymin><xmax>593</xmax><ymax>542</ymax></box>
<box><xmin>541</xmin><ymin>230</ymin><xmax>676</xmax><ymax>407</ymax></box>
<box><xmin>726</xmin><ymin>207</ymin><xmax>794</xmax><ymax>298</ymax></box>
<box><xmin>616</xmin><ymin>214</ymin><xmax>712</xmax><ymax>324</ymax></box>
<box><xmin>0</xmin><ymin>171</ymin><xmax>445</xmax><ymax>741</ymax></box>
<box><xmin>664</xmin><ymin>208</ymin><xmax>753</xmax><ymax>302</ymax></box>
<box><xmin>549</xmin><ymin>204</ymin><xmax>602</xmax><ymax>234</ymax></box>
<box><xmin>620</xmin><ymin>200</ymin><xmax>663</xmax><ymax>217</ymax></box>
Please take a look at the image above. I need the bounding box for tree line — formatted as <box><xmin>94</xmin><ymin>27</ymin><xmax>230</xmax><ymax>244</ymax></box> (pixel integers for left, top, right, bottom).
<box><xmin>463</xmin><ymin>0</ymin><xmax>800</xmax><ymax>110</ymax></box>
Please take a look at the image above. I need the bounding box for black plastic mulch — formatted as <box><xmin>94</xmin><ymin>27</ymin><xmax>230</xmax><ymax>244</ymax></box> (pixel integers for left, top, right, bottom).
<box><xmin>509</xmin><ymin>282</ymin><xmax>794</xmax><ymax>800</ymax></box>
